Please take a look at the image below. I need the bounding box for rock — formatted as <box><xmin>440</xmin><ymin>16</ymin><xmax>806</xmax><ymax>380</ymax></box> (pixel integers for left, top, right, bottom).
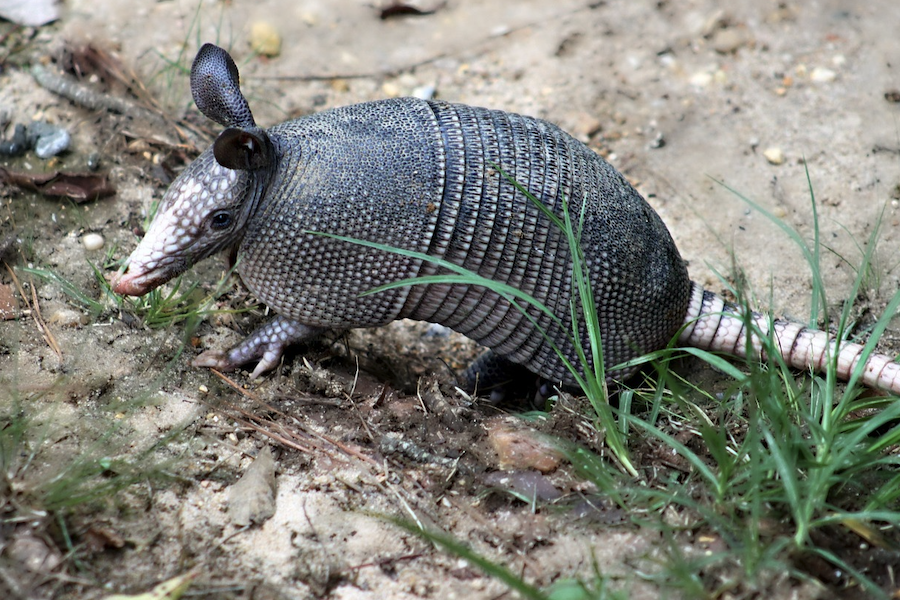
<box><xmin>810</xmin><ymin>67</ymin><xmax>837</xmax><ymax>83</ymax></box>
<box><xmin>412</xmin><ymin>84</ymin><xmax>436</xmax><ymax>100</ymax></box>
<box><xmin>0</xmin><ymin>124</ymin><xmax>27</xmax><ymax>156</ymax></box>
<box><xmin>27</xmin><ymin>122</ymin><xmax>70</xmax><ymax>158</ymax></box>
<box><xmin>690</xmin><ymin>71</ymin><xmax>713</xmax><ymax>87</ymax></box>
<box><xmin>250</xmin><ymin>22</ymin><xmax>281</xmax><ymax>57</ymax></box>
<box><xmin>486</xmin><ymin>418</ymin><xmax>563</xmax><ymax>473</ymax></box>
<box><xmin>82</xmin><ymin>232</ymin><xmax>104</xmax><ymax>250</ymax></box>
<box><xmin>47</xmin><ymin>307</ymin><xmax>88</xmax><ymax>327</ymax></box>
<box><xmin>381</xmin><ymin>81</ymin><xmax>401</xmax><ymax>98</ymax></box>
<box><xmin>0</xmin><ymin>0</ymin><xmax>59</xmax><ymax>26</ymax></box>
<box><xmin>7</xmin><ymin>533</ymin><xmax>62</xmax><ymax>572</ymax></box>
<box><xmin>711</xmin><ymin>28</ymin><xmax>746</xmax><ymax>54</ymax></box>
<box><xmin>763</xmin><ymin>147</ymin><xmax>784</xmax><ymax>165</ymax></box>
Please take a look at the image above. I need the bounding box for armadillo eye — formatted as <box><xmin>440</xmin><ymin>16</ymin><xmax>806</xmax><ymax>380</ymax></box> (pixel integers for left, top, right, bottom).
<box><xmin>209</xmin><ymin>210</ymin><xmax>233</xmax><ymax>230</ymax></box>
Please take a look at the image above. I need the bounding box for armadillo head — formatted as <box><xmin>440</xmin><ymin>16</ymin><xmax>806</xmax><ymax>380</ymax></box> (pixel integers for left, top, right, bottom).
<box><xmin>113</xmin><ymin>151</ymin><xmax>257</xmax><ymax>295</ymax></box>
<box><xmin>114</xmin><ymin>43</ymin><xmax>273</xmax><ymax>296</ymax></box>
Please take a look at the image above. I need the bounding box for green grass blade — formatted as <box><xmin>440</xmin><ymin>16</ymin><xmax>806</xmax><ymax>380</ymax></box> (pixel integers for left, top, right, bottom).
<box><xmin>389</xmin><ymin>518</ymin><xmax>546</xmax><ymax>600</ymax></box>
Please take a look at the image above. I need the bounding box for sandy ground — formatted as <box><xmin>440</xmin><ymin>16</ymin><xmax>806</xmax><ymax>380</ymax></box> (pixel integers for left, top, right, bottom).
<box><xmin>2</xmin><ymin>0</ymin><xmax>899</xmax><ymax>598</ymax></box>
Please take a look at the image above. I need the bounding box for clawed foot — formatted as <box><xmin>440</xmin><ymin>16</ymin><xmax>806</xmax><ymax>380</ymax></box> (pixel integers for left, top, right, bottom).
<box><xmin>192</xmin><ymin>348</ymin><xmax>284</xmax><ymax>378</ymax></box>
<box><xmin>193</xmin><ymin>316</ymin><xmax>326</xmax><ymax>378</ymax></box>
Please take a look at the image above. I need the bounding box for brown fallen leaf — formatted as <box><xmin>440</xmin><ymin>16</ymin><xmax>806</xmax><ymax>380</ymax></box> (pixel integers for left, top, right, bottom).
<box><xmin>0</xmin><ymin>167</ymin><xmax>116</xmax><ymax>202</ymax></box>
<box><xmin>379</xmin><ymin>1</ymin><xmax>445</xmax><ymax>20</ymax></box>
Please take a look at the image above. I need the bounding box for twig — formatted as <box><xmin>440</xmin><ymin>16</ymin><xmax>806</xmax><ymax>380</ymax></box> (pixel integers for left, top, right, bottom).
<box><xmin>31</xmin><ymin>64</ymin><xmax>159</xmax><ymax>120</ymax></box>
<box><xmin>5</xmin><ymin>264</ymin><xmax>62</xmax><ymax>360</ymax></box>
<box><xmin>31</xmin><ymin>64</ymin><xmax>206</xmax><ymax>147</ymax></box>
<box><xmin>208</xmin><ymin>369</ymin><xmax>380</xmax><ymax>466</ymax></box>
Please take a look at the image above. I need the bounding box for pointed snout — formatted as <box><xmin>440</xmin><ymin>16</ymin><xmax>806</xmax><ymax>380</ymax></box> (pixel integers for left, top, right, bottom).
<box><xmin>111</xmin><ymin>270</ymin><xmax>148</xmax><ymax>296</ymax></box>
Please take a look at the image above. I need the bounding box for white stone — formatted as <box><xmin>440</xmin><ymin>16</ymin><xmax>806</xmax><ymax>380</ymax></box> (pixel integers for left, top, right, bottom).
<box><xmin>82</xmin><ymin>233</ymin><xmax>105</xmax><ymax>250</ymax></box>
<box><xmin>763</xmin><ymin>147</ymin><xmax>785</xmax><ymax>165</ymax></box>
<box><xmin>810</xmin><ymin>67</ymin><xmax>837</xmax><ymax>83</ymax></box>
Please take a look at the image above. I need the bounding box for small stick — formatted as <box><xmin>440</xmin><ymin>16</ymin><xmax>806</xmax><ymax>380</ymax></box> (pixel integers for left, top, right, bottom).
<box><xmin>5</xmin><ymin>264</ymin><xmax>62</xmax><ymax>360</ymax></box>
<box><xmin>31</xmin><ymin>64</ymin><xmax>158</xmax><ymax>120</ymax></box>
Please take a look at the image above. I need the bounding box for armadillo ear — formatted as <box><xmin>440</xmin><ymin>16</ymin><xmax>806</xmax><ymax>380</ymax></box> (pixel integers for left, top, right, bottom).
<box><xmin>213</xmin><ymin>127</ymin><xmax>272</xmax><ymax>171</ymax></box>
<box><xmin>191</xmin><ymin>43</ymin><xmax>257</xmax><ymax>129</ymax></box>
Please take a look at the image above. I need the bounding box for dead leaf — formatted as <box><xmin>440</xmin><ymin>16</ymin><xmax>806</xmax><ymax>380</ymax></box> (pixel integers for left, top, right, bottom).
<box><xmin>228</xmin><ymin>446</ymin><xmax>277</xmax><ymax>526</ymax></box>
<box><xmin>379</xmin><ymin>1</ymin><xmax>445</xmax><ymax>20</ymax></box>
<box><xmin>0</xmin><ymin>167</ymin><xmax>116</xmax><ymax>202</ymax></box>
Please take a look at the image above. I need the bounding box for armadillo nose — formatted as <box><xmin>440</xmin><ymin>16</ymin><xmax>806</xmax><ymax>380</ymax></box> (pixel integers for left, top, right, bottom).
<box><xmin>111</xmin><ymin>271</ymin><xmax>145</xmax><ymax>296</ymax></box>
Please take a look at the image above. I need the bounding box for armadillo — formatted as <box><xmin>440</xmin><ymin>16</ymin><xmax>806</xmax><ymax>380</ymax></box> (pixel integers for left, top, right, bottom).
<box><xmin>113</xmin><ymin>43</ymin><xmax>900</xmax><ymax>395</ymax></box>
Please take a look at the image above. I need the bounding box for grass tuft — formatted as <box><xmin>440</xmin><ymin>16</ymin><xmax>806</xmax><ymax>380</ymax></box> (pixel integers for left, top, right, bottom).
<box><xmin>22</xmin><ymin>261</ymin><xmax>241</xmax><ymax>331</ymax></box>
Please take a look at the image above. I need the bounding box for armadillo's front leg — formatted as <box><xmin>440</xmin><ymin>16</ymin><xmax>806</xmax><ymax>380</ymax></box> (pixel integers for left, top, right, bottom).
<box><xmin>194</xmin><ymin>315</ymin><xmax>327</xmax><ymax>378</ymax></box>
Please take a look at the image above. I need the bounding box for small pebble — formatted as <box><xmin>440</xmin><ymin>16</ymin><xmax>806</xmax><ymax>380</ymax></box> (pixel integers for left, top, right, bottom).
<box><xmin>689</xmin><ymin>71</ymin><xmax>713</xmax><ymax>87</ymax></box>
<box><xmin>87</xmin><ymin>152</ymin><xmax>101</xmax><ymax>171</ymax></box>
<box><xmin>487</xmin><ymin>418</ymin><xmax>563</xmax><ymax>473</ymax></box>
<box><xmin>47</xmin><ymin>308</ymin><xmax>88</xmax><ymax>327</ymax></box>
<box><xmin>27</xmin><ymin>122</ymin><xmax>70</xmax><ymax>158</ymax></box>
<box><xmin>423</xmin><ymin>323</ymin><xmax>451</xmax><ymax>338</ymax></box>
<box><xmin>763</xmin><ymin>147</ymin><xmax>784</xmax><ymax>165</ymax></box>
<box><xmin>34</xmin><ymin>128</ymin><xmax>70</xmax><ymax>158</ymax></box>
<box><xmin>82</xmin><ymin>233</ymin><xmax>105</xmax><ymax>250</ymax></box>
<box><xmin>381</xmin><ymin>81</ymin><xmax>401</xmax><ymax>97</ymax></box>
<box><xmin>809</xmin><ymin>67</ymin><xmax>837</xmax><ymax>83</ymax></box>
<box><xmin>0</xmin><ymin>124</ymin><xmax>28</xmax><ymax>156</ymax></box>
<box><xmin>412</xmin><ymin>84</ymin><xmax>436</xmax><ymax>100</ymax></box>
<box><xmin>250</xmin><ymin>21</ymin><xmax>281</xmax><ymax>57</ymax></box>
<box><xmin>711</xmin><ymin>28</ymin><xmax>746</xmax><ymax>54</ymax></box>
<box><xmin>490</xmin><ymin>24</ymin><xmax>510</xmax><ymax>37</ymax></box>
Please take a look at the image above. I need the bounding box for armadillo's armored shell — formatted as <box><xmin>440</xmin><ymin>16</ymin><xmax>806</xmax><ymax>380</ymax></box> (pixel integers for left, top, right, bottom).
<box><xmin>238</xmin><ymin>98</ymin><xmax>691</xmax><ymax>386</ymax></box>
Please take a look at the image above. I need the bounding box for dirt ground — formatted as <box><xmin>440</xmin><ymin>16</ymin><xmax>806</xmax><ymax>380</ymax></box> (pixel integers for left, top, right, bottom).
<box><xmin>2</xmin><ymin>0</ymin><xmax>900</xmax><ymax>598</ymax></box>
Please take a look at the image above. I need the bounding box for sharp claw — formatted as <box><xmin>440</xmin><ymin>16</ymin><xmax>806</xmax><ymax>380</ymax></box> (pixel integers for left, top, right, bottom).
<box><xmin>249</xmin><ymin>348</ymin><xmax>282</xmax><ymax>379</ymax></box>
<box><xmin>193</xmin><ymin>350</ymin><xmax>236</xmax><ymax>370</ymax></box>
<box><xmin>192</xmin><ymin>317</ymin><xmax>324</xmax><ymax>378</ymax></box>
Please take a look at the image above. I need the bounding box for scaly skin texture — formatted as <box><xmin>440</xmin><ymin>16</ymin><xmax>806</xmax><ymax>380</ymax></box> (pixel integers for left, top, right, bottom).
<box><xmin>115</xmin><ymin>44</ymin><xmax>900</xmax><ymax>396</ymax></box>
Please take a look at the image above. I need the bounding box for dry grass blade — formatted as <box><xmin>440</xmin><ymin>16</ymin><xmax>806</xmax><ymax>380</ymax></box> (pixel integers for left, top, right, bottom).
<box><xmin>5</xmin><ymin>263</ymin><xmax>61</xmax><ymax>360</ymax></box>
<box><xmin>207</xmin><ymin>369</ymin><xmax>380</xmax><ymax>466</ymax></box>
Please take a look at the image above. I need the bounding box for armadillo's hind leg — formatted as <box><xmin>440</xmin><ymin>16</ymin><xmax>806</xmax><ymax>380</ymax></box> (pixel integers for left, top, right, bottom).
<box><xmin>194</xmin><ymin>315</ymin><xmax>328</xmax><ymax>378</ymax></box>
<box><xmin>463</xmin><ymin>350</ymin><xmax>547</xmax><ymax>404</ymax></box>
